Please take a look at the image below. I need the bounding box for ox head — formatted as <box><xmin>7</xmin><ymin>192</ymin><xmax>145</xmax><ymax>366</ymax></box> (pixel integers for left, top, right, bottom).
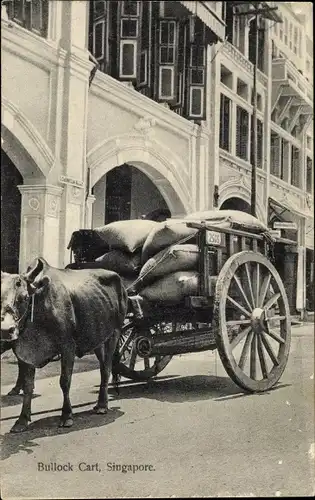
<box><xmin>1</xmin><ymin>258</ymin><xmax>51</xmax><ymax>342</ymax></box>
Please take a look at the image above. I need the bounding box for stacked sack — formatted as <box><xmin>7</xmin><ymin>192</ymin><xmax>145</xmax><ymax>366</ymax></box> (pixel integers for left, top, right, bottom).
<box><xmin>136</xmin><ymin>220</ymin><xmax>201</xmax><ymax>304</ymax></box>
<box><xmin>92</xmin><ymin>219</ymin><xmax>159</xmax><ymax>289</ymax></box>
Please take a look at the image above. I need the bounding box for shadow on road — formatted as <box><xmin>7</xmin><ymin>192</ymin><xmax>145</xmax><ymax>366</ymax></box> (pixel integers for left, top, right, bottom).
<box><xmin>0</xmin><ymin>393</ymin><xmax>41</xmax><ymax>408</ymax></box>
<box><xmin>0</xmin><ymin>406</ymin><xmax>124</xmax><ymax>461</ymax></box>
<box><xmin>100</xmin><ymin>375</ymin><xmax>292</xmax><ymax>403</ymax></box>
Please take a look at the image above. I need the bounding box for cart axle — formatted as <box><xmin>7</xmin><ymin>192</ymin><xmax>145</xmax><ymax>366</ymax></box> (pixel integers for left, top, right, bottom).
<box><xmin>134</xmin><ymin>328</ymin><xmax>217</xmax><ymax>357</ymax></box>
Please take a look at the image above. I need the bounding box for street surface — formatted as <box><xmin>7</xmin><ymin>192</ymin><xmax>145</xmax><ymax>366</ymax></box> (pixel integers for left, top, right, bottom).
<box><xmin>1</xmin><ymin>323</ymin><xmax>314</xmax><ymax>498</ymax></box>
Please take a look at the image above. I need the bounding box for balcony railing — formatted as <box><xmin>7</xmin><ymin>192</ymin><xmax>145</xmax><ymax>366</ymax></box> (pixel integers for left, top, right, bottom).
<box><xmin>5</xmin><ymin>0</ymin><xmax>48</xmax><ymax>38</ymax></box>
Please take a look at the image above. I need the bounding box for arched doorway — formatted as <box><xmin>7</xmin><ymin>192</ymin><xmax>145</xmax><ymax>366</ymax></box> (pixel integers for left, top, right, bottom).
<box><xmin>1</xmin><ymin>149</ymin><xmax>23</xmax><ymax>273</ymax></box>
<box><xmin>220</xmin><ymin>197</ymin><xmax>251</xmax><ymax>214</ymax></box>
<box><xmin>92</xmin><ymin>164</ymin><xmax>170</xmax><ymax>226</ymax></box>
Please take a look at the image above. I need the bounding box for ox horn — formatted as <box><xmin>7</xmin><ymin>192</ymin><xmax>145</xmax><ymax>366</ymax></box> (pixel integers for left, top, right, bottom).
<box><xmin>24</xmin><ymin>258</ymin><xmax>44</xmax><ymax>284</ymax></box>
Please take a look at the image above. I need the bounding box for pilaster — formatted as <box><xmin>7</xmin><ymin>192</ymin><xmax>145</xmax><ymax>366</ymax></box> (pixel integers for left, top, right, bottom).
<box><xmin>264</xmin><ymin>21</ymin><xmax>273</xmax><ymax>222</ymax></box>
<box><xmin>59</xmin><ymin>182</ymin><xmax>86</xmax><ymax>267</ymax></box>
<box><xmin>18</xmin><ymin>184</ymin><xmax>63</xmax><ymax>272</ymax></box>
<box><xmin>208</xmin><ymin>44</ymin><xmax>221</xmax><ymax>209</ymax></box>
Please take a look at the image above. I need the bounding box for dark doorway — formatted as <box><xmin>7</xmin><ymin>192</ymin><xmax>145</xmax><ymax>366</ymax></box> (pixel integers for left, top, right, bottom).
<box><xmin>105</xmin><ymin>164</ymin><xmax>132</xmax><ymax>224</ymax></box>
<box><xmin>1</xmin><ymin>150</ymin><xmax>23</xmax><ymax>273</ymax></box>
<box><xmin>103</xmin><ymin>164</ymin><xmax>169</xmax><ymax>224</ymax></box>
<box><xmin>220</xmin><ymin>197</ymin><xmax>251</xmax><ymax>214</ymax></box>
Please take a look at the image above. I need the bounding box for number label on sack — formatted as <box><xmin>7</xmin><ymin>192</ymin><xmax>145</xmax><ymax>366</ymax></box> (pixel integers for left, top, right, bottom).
<box><xmin>206</xmin><ymin>230</ymin><xmax>222</xmax><ymax>246</ymax></box>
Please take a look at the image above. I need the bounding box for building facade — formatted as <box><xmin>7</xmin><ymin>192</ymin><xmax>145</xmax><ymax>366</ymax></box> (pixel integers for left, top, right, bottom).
<box><xmin>1</xmin><ymin>1</ymin><xmax>313</xmax><ymax>315</ymax></box>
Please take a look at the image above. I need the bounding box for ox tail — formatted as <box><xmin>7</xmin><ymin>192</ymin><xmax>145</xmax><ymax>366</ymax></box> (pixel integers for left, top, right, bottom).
<box><xmin>112</xmin><ymin>337</ymin><xmax>121</xmax><ymax>396</ymax></box>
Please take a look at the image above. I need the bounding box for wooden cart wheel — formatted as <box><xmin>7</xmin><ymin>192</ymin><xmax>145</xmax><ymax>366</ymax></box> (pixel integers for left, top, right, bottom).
<box><xmin>213</xmin><ymin>251</ymin><xmax>291</xmax><ymax>392</ymax></box>
<box><xmin>117</xmin><ymin>320</ymin><xmax>172</xmax><ymax>381</ymax></box>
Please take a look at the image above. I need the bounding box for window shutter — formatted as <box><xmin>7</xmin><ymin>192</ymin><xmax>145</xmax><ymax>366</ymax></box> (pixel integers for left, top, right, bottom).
<box><xmin>89</xmin><ymin>1</ymin><xmax>108</xmax><ymax>73</ymax></box>
<box><xmin>220</xmin><ymin>94</ymin><xmax>231</xmax><ymax>151</ymax></box>
<box><xmin>186</xmin><ymin>17</ymin><xmax>206</xmax><ymax>120</ymax></box>
<box><xmin>172</xmin><ymin>19</ymin><xmax>187</xmax><ymax>109</ymax></box>
<box><xmin>251</xmin><ymin>118</ymin><xmax>264</xmax><ymax>168</ymax></box>
<box><xmin>6</xmin><ymin>0</ymin><xmax>48</xmax><ymax>38</ymax></box>
<box><xmin>270</xmin><ymin>133</ymin><xmax>280</xmax><ymax>176</ymax></box>
<box><xmin>225</xmin><ymin>2</ymin><xmax>234</xmax><ymax>43</ymax></box>
<box><xmin>117</xmin><ymin>1</ymin><xmax>141</xmax><ymax>82</ymax></box>
<box><xmin>137</xmin><ymin>1</ymin><xmax>152</xmax><ymax>88</ymax></box>
<box><xmin>236</xmin><ymin>106</ymin><xmax>249</xmax><ymax>161</ymax></box>
<box><xmin>156</xmin><ymin>18</ymin><xmax>179</xmax><ymax>102</ymax></box>
<box><xmin>291</xmin><ymin>146</ymin><xmax>300</xmax><ymax>187</ymax></box>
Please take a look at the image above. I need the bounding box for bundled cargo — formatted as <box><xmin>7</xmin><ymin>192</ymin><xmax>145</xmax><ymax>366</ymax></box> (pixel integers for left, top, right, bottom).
<box><xmin>67</xmin><ymin>230</ymin><xmax>109</xmax><ymax>262</ymax></box>
<box><xmin>138</xmin><ymin>244</ymin><xmax>199</xmax><ymax>285</ymax></box>
<box><xmin>94</xmin><ymin>219</ymin><xmax>159</xmax><ymax>253</ymax></box>
<box><xmin>141</xmin><ymin>220</ymin><xmax>197</xmax><ymax>263</ymax></box>
<box><xmin>139</xmin><ymin>271</ymin><xmax>199</xmax><ymax>304</ymax></box>
<box><xmin>185</xmin><ymin>209</ymin><xmax>269</xmax><ymax>234</ymax></box>
<box><xmin>95</xmin><ymin>249</ymin><xmax>141</xmax><ymax>275</ymax></box>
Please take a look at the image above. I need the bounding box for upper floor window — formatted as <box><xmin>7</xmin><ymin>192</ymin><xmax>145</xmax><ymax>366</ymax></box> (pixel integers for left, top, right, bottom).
<box><xmin>251</xmin><ymin>118</ymin><xmax>264</xmax><ymax>168</ymax></box>
<box><xmin>293</xmin><ymin>27</ymin><xmax>299</xmax><ymax>55</ymax></box>
<box><xmin>306</xmin><ymin>157</ymin><xmax>313</xmax><ymax>194</ymax></box>
<box><xmin>284</xmin><ymin>18</ymin><xmax>288</xmax><ymax>45</ymax></box>
<box><xmin>291</xmin><ymin>145</ymin><xmax>300</xmax><ymax>188</ymax></box>
<box><xmin>224</xmin><ymin>2</ymin><xmax>234</xmax><ymax>44</ymax></box>
<box><xmin>249</xmin><ymin>19</ymin><xmax>265</xmax><ymax>72</ymax></box>
<box><xmin>236</xmin><ymin>106</ymin><xmax>249</xmax><ymax>161</ymax></box>
<box><xmin>289</xmin><ymin>22</ymin><xmax>293</xmax><ymax>50</ymax></box>
<box><xmin>88</xmin><ymin>1</ymin><xmax>109</xmax><ymax>73</ymax></box>
<box><xmin>270</xmin><ymin>132</ymin><xmax>281</xmax><ymax>177</ymax></box>
<box><xmin>220</xmin><ymin>94</ymin><xmax>231</xmax><ymax>152</ymax></box>
<box><xmin>118</xmin><ymin>1</ymin><xmax>141</xmax><ymax>80</ymax></box>
<box><xmin>158</xmin><ymin>19</ymin><xmax>178</xmax><ymax>101</ymax></box>
<box><xmin>6</xmin><ymin>0</ymin><xmax>49</xmax><ymax>38</ymax></box>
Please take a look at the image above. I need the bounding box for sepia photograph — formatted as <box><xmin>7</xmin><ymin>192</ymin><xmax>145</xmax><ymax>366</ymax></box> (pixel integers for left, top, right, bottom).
<box><xmin>1</xmin><ymin>0</ymin><xmax>314</xmax><ymax>498</ymax></box>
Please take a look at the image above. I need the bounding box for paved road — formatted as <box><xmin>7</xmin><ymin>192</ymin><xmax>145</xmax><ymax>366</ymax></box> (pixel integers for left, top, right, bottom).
<box><xmin>1</xmin><ymin>323</ymin><xmax>314</xmax><ymax>498</ymax></box>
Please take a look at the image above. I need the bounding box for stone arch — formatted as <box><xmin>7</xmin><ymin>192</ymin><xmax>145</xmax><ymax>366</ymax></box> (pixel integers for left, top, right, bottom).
<box><xmin>1</xmin><ymin>97</ymin><xmax>54</xmax><ymax>181</ymax></box>
<box><xmin>219</xmin><ymin>177</ymin><xmax>265</xmax><ymax>222</ymax></box>
<box><xmin>87</xmin><ymin>135</ymin><xmax>191</xmax><ymax>216</ymax></box>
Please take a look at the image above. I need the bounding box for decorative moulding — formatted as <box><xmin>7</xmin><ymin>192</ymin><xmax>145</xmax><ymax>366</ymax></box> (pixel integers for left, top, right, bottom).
<box><xmin>134</xmin><ymin>116</ymin><xmax>157</xmax><ymax>138</ymax></box>
<box><xmin>91</xmin><ymin>71</ymin><xmax>195</xmax><ymax>139</ymax></box>
<box><xmin>28</xmin><ymin>197</ymin><xmax>40</xmax><ymax>212</ymax></box>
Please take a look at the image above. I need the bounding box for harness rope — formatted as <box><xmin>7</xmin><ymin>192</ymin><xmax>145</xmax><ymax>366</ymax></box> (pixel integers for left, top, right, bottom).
<box><xmin>5</xmin><ymin>285</ymin><xmax>35</xmax><ymax>328</ymax></box>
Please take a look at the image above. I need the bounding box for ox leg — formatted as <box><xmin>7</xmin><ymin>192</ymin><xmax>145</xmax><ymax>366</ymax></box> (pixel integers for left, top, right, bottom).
<box><xmin>93</xmin><ymin>330</ymin><xmax>119</xmax><ymax>414</ymax></box>
<box><xmin>8</xmin><ymin>359</ymin><xmax>25</xmax><ymax>396</ymax></box>
<box><xmin>10</xmin><ymin>363</ymin><xmax>35</xmax><ymax>433</ymax></box>
<box><xmin>59</xmin><ymin>344</ymin><xmax>75</xmax><ymax>427</ymax></box>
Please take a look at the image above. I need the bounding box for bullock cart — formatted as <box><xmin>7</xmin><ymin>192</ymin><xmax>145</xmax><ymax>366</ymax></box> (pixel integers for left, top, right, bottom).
<box><xmin>70</xmin><ymin>215</ymin><xmax>294</xmax><ymax>393</ymax></box>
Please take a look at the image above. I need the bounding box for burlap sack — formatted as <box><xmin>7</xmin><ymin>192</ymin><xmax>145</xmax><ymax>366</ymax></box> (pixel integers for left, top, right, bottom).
<box><xmin>139</xmin><ymin>244</ymin><xmax>199</xmax><ymax>284</ymax></box>
<box><xmin>94</xmin><ymin>220</ymin><xmax>159</xmax><ymax>253</ymax></box>
<box><xmin>95</xmin><ymin>249</ymin><xmax>141</xmax><ymax>274</ymax></box>
<box><xmin>141</xmin><ymin>221</ymin><xmax>197</xmax><ymax>263</ymax></box>
<box><xmin>139</xmin><ymin>271</ymin><xmax>199</xmax><ymax>304</ymax></box>
<box><xmin>185</xmin><ymin>209</ymin><xmax>269</xmax><ymax>233</ymax></box>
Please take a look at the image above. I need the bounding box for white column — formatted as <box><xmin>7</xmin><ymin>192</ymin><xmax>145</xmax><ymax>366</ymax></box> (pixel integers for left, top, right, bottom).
<box><xmin>18</xmin><ymin>185</ymin><xmax>63</xmax><ymax>272</ymax></box>
<box><xmin>54</xmin><ymin>1</ymin><xmax>92</xmax><ymax>266</ymax></box>
<box><xmin>85</xmin><ymin>194</ymin><xmax>96</xmax><ymax>228</ymax></box>
<box><xmin>92</xmin><ymin>176</ymin><xmax>107</xmax><ymax>228</ymax></box>
<box><xmin>208</xmin><ymin>44</ymin><xmax>221</xmax><ymax>208</ymax></box>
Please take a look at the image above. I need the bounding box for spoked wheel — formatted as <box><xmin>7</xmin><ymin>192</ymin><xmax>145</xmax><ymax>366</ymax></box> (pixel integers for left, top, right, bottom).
<box><xmin>214</xmin><ymin>251</ymin><xmax>291</xmax><ymax>392</ymax></box>
<box><xmin>117</xmin><ymin>320</ymin><xmax>173</xmax><ymax>381</ymax></box>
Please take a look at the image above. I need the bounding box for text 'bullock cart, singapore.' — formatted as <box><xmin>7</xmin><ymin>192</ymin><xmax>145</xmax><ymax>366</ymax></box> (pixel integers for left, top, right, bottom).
<box><xmin>68</xmin><ymin>210</ymin><xmax>295</xmax><ymax>393</ymax></box>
